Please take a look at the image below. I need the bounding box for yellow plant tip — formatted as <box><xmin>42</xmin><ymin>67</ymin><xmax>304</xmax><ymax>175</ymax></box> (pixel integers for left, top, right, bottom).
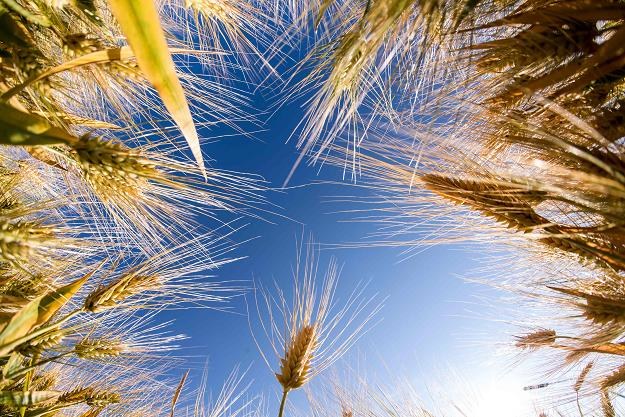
<box><xmin>108</xmin><ymin>0</ymin><xmax>206</xmax><ymax>176</ymax></box>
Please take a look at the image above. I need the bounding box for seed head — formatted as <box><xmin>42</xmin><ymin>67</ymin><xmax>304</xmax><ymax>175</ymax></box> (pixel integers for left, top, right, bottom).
<box><xmin>574</xmin><ymin>362</ymin><xmax>593</xmax><ymax>392</ymax></box>
<box><xmin>602</xmin><ymin>364</ymin><xmax>625</xmax><ymax>389</ymax></box>
<box><xmin>17</xmin><ymin>329</ymin><xmax>66</xmax><ymax>356</ymax></box>
<box><xmin>58</xmin><ymin>387</ymin><xmax>120</xmax><ymax>407</ymax></box>
<box><xmin>601</xmin><ymin>390</ymin><xmax>615</xmax><ymax>417</ymax></box>
<box><xmin>70</xmin><ymin>135</ymin><xmax>159</xmax><ymax>202</ymax></box>
<box><xmin>84</xmin><ymin>273</ymin><xmax>160</xmax><ymax>312</ymax></box>
<box><xmin>75</xmin><ymin>338</ymin><xmax>126</xmax><ymax>359</ymax></box>
<box><xmin>276</xmin><ymin>324</ymin><xmax>317</xmax><ymax>391</ymax></box>
<box><xmin>0</xmin><ymin>219</ymin><xmax>55</xmax><ymax>267</ymax></box>
<box><xmin>514</xmin><ymin>329</ymin><xmax>556</xmax><ymax>350</ymax></box>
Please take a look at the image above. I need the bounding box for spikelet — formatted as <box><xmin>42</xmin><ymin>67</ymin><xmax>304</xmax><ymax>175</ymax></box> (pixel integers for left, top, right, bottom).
<box><xmin>84</xmin><ymin>273</ymin><xmax>161</xmax><ymax>313</ymax></box>
<box><xmin>0</xmin><ymin>218</ymin><xmax>55</xmax><ymax>268</ymax></box>
<box><xmin>31</xmin><ymin>371</ymin><xmax>58</xmax><ymax>391</ymax></box>
<box><xmin>74</xmin><ymin>338</ymin><xmax>126</xmax><ymax>359</ymax></box>
<box><xmin>574</xmin><ymin>362</ymin><xmax>593</xmax><ymax>392</ymax></box>
<box><xmin>514</xmin><ymin>329</ymin><xmax>556</xmax><ymax>350</ymax></box>
<box><xmin>276</xmin><ymin>324</ymin><xmax>317</xmax><ymax>391</ymax></box>
<box><xmin>58</xmin><ymin>387</ymin><xmax>120</xmax><ymax>407</ymax></box>
<box><xmin>601</xmin><ymin>364</ymin><xmax>625</xmax><ymax>389</ymax></box>
<box><xmin>550</xmin><ymin>286</ymin><xmax>625</xmax><ymax>325</ymax></box>
<box><xmin>17</xmin><ymin>329</ymin><xmax>66</xmax><ymax>356</ymax></box>
<box><xmin>186</xmin><ymin>0</ymin><xmax>230</xmax><ymax>21</ymax></box>
<box><xmin>69</xmin><ymin>135</ymin><xmax>160</xmax><ymax>202</ymax></box>
<box><xmin>601</xmin><ymin>390</ymin><xmax>615</xmax><ymax>417</ymax></box>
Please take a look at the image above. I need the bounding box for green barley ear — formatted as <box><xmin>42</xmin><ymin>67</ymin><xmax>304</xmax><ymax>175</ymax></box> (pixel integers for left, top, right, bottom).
<box><xmin>58</xmin><ymin>387</ymin><xmax>120</xmax><ymax>407</ymax></box>
<box><xmin>74</xmin><ymin>338</ymin><xmax>125</xmax><ymax>359</ymax></box>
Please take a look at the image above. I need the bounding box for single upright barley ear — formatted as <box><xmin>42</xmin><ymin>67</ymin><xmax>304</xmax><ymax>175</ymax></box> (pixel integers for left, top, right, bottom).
<box><xmin>514</xmin><ymin>329</ymin><xmax>556</xmax><ymax>350</ymax></box>
<box><xmin>276</xmin><ymin>324</ymin><xmax>317</xmax><ymax>391</ymax></box>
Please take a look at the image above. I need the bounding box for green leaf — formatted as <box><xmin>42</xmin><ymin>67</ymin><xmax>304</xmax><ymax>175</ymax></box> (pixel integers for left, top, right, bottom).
<box><xmin>0</xmin><ymin>8</ymin><xmax>32</xmax><ymax>48</ymax></box>
<box><xmin>0</xmin><ymin>274</ymin><xmax>90</xmax><ymax>356</ymax></box>
<box><xmin>0</xmin><ymin>104</ymin><xmax>77</xmax><ymax>146</ymax></box>
<box><xmin>2</xmin><ymin>352</ymin><xmax>24</xmax><ymax>378</ymax></box>
<box><xmin>0</xmin><ymin>391</ymin><xmax>60</xmax><ymax>407</ymax></box>
<box><xmin>108</xmin><ymin>0</ymin><xmax>205</xmax><ymax>176</ymax></box>
<box><xmin>0</xmin><ymin>0</ymin><xmax>50</xmax><ymax>27</ymax></box>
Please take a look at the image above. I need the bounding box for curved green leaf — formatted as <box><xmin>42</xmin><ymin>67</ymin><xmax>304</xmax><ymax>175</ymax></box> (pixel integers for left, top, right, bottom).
<box><xmin>0</xmin><ymin>274</ymin><xmax>90</xmax><ymax>356</ymax></box>
<box><xmin>0</xmin><ymin>390</ymin><xmax>60</xmax><ymax>407</ymax></box>
<box><xmin>0</xmin><ymin>104</ymin><xmax>77</xmax><ymax>146</ymax></box>
<box><xmin>108</xmin><ymin>0</ymin><xmax>205</xmax><ymax>176</ymax></box>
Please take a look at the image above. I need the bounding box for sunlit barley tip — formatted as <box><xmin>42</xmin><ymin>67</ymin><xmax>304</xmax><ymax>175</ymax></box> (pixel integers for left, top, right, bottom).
<box><xmin>276</xmin><ymin>324</ymin><xmax>317</xmax><ymax>391</ymax></box>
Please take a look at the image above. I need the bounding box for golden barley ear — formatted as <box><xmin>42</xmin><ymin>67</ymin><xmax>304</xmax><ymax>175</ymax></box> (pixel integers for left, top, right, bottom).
<box><xmin>276</xmin><ymin>324</ymin><xmax>317</xmax><ymax>391</ymax></box>
<box><xmin>601</xmin><ymin>389</ymin><xmax>615</xmax><ymax>417</ymax></box>
<box><xmin>573</xmin><ymin>362</ymin><xmax>593</xmax><ymax>392</ymax></box>
<box><xmin>514</xmin><ymin>329</ymin><xmax>556</xmax><ymax>350</ymax></box>
<box><xmin>84</xmin><ymin>273</ymin><xmax>160</xmax><ymax>313</ymax></box>
<box><xmin>601</xmin><ymin>364</ymin><xmax>625</xmax><ymax>390</ymax></box>
<box><xmin>58</xmin><ymin>387</ymin><xmax>120</xmax><ymax>407</ymax></box>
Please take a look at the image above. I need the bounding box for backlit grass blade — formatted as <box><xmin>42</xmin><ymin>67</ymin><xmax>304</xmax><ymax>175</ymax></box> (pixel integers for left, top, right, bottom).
<box><xmin>0</xmin><ymin>273</ymin><xmax>90</xmax><ymax>356</ymax></box>
<box><xmin>107</xmin><ymin>0</ymin><xmax>205</xmax><ymax>176</ymax></box>
<box><xmin>0</xmin><ymin>103</ymin><xmax>77</xmax><ymax>146</ymax></box>
<box><xmin>0</xmin><ymin>391</ymin><xmax>60</xmax><ymax>407</ymax></box>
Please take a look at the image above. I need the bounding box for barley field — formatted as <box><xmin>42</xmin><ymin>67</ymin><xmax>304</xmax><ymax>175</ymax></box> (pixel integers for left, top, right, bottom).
<box><xmin>0</xmin><ymin>1</ymin><xmax>624</xmax><ymax>416</ymax></box>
